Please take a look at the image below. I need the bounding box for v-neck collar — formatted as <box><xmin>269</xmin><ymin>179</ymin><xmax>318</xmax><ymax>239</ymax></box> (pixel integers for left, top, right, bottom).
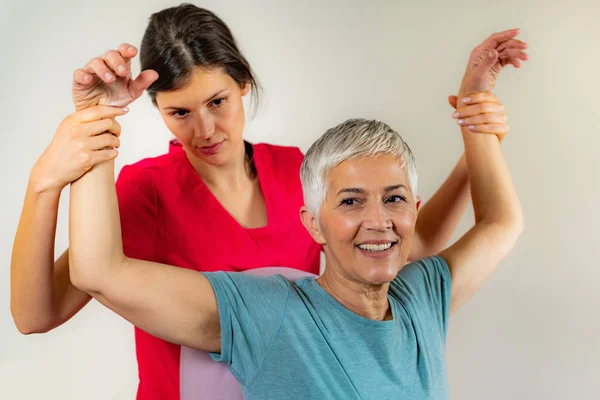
<box><xmin>173</xmin><ymin>143</ymin><xmax>273</xmax><ymax>232</ymax></box>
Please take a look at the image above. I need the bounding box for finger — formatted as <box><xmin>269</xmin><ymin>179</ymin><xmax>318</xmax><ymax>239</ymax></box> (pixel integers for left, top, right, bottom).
<box><xmin>129</xmin><ymin>70</ymin><xmax>159</xmax><ymax>100</ymax></box>
<box><xmin>104</xmin><ymin>118</ymin><xmax>122</xmax><ymax>137</ymax></box>
<box><xmin>87</xmin><ymin>132</ymin><xmax>121</xmax><ymax>150</ymax></box>
<box><xmin>457</xmin><ymin>113</ymin><xmax>507</xmax><ymax>126</ymax></box>
<box><xmin>103</xmin><ymin>50</ymin><xmax>129</xmax><ymax>77</ymax></box>
<box><xmin>73</xmin><ymin>105</ymin><xmax>129</xmax><ymax>124</ymax></box>
<box><xmin>86</xmin><ymin>57</ymin><xmax>116</xmax><ymax>83</ymax></box>
<box><xmin>73</xmin><ymin>68</ymin><xmax>95</xmax><ymax>86</ymax></box>
<box><xmin>478</xmin><ymin>28</ymin><xmax>521</xmax><ymax>50</ymax></box>
<box><xmin>499</xmin><ymin>49</ymin><xmax>529</xmax><ymax>61</ymax></box>
<box><xmin>460</xmin><ymin>92</ymin><xmax>499</xmax><ymax>105</ymax></box>
<box><xmin>497</xmin><ymin>39</ymin><xmax>528</xmax><ymax>52</ymax></box>
<box><xmin>499</xmin><ymin>49</ymin><xmax>529</xmax><ymax>68</ymax></box>
<box><xmin>77</xmin><ymin>118</ymin><xmax>121</xmax><ymax>138</ymax></box>
<box><xmin>117</xmin><ymin>43</ymin><xmax>138</xmax><ymax>62</ymax></box>
<box><xmin>448</xmin><ymin>95</ymin><xmax>458</xmax><ymax>110</ymax></box>
<box><xmin>88</xmin><ymin>148</ymin><xmax>119</xmax><ymax>165</ymax></box>
<box><xmin>467</xmin><ymin>123</ymin><xmax>508</xmax><ymax>136</ymax></box>
<box><xmin>455</xmin><ymin>102</ymin><xmax>505</xmax><ymax>118</ymax></box>
<box><xmin>501</xmin><ymin>58</ymin><xmax>521</xmax><ymax>68</ymax></box>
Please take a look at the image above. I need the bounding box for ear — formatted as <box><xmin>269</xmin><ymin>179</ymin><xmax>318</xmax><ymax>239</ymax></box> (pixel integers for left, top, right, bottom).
<box><xmin>240</xmin><ymin>81</ymin><xmax>250</xmax><ymax>97</ymax></box>
<box><xmin>415</xmin><ymin>196</ymin><xmax>422</xmax><ymax>215</ymax></box>
<box><xmin>300</xmin><ymin>206</ymin><xmax>326</xmax><ymax>245</ymax></box>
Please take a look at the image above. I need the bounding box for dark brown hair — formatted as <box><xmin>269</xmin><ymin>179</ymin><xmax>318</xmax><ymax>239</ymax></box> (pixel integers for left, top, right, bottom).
<box><xmin>140</xmin><ymin>4</ymin><xmax>259</xmax><ymax>177</ymax></box>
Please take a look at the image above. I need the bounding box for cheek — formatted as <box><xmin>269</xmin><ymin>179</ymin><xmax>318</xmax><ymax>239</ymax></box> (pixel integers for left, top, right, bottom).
<box><xmin>394</xmin><ymin>209</ymin><xmax>418</xmax><ymax>237</ymax></box>
<box><xmin>322</xmin><ymin>212</ymin><xmax>362</xmax><ymax>243</ymax></box>
<box><xmin>219</xmin><ymin>100</ymin><xmax>246</xmax><ymax>138</ymax></box>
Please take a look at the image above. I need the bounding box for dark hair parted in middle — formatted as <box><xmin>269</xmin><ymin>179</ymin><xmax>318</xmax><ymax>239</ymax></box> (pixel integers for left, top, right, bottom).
<box><xmin>140</xmin><ymin>3</ymin><xmax>260</xmax><ymax>108</ymax></box>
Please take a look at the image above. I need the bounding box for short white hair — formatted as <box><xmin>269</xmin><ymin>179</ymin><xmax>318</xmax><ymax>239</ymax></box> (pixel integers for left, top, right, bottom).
<box><xmin>300</xmin><ymin>118</ymin><xmax>418</xmax><ymax>218</ymax></box>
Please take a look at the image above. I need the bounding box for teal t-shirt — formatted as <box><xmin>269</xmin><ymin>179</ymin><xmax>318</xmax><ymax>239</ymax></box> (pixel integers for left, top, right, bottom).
<box><xmin>204</xmin><ymin>255</ymin><xmax>452</xmax><ymax>400</ymax></box>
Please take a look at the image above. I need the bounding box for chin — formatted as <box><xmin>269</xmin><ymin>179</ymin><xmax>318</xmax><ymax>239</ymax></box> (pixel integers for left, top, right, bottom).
<box><xmin>362</xmin><ymin>263</ymin><xmax>402</xmax><ymax>285</ymax></box>
<box><xmin>193</xmin><ymin>149</ymin><xmax>231</xmax><ymax>166</ymax></box>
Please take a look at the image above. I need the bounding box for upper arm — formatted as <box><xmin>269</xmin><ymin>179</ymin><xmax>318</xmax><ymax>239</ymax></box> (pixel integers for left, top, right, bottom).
<box><xmin>439</xmin><ymin>221</ymin><xmax>523</xmax><ymax>314</ymax></box>
<box><xmin>90</xmin><ymin>257</ymin><xmax>221</xmax><ymax>352</ymax></box>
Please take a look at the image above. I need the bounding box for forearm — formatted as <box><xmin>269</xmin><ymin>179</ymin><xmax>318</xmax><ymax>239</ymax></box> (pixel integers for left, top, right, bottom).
<box><xmin>11</xmin><ymin>174</ymin><xmax>66</xmax><ymax>332</ymax></box>
<box><xmin>69</xmin><ymin>160</ymin><xmax>126</xmax><ymax>293</ymax></box>
<box><xmin>410</xmin><ymin>154</ymin><xmax>470</xmax><ymax>260</ymax></box>
<box><xmin>460</xmin><ymin>126</ymin><xmax>523</xmax><ymax>231</ymax></box>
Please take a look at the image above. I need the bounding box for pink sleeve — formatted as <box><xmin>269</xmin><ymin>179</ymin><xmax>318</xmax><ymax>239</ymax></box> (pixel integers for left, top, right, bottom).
<box><xmin>115</xmin><ymin>165</ymin><xmax>159</xmax><ymax>262</ymax></box>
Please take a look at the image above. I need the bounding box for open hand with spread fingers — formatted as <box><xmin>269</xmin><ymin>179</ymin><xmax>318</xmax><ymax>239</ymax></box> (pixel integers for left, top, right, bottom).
<box><xmin>72</xmin><ymin>44</ymin><xmax>159</xmax><ymax>111</ymax></box>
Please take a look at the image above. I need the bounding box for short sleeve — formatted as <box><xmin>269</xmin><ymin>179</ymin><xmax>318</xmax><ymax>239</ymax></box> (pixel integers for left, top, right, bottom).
<box><xmin>202</xmin><ymin>272</ymin><xmax>291</xmax><ymax>384</ymax></box>
<box><xmin>115</xmin><ymin>165</ymin><xmax>158</xmax><ymax>261</ymax></box>
<box><xmin>393</xmin><ymin>256</ymin><xmax>452</xmax><ymax>338</ymax></box>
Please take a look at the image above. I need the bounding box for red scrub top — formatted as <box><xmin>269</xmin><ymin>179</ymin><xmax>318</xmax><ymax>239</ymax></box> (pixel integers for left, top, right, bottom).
<box><xmin>115</xmin><ymin>142</ymin><xmax>321</xmax><ymax>400</ymax></box>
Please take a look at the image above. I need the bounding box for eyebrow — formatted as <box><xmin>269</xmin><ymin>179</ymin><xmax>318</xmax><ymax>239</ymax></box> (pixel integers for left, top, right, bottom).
<box><xmin>336</xmin><ymin>184</ymin><xmax>408</xmax><ymax>196</ymax></box>
<box><xmin>161</xmin><ymin>89</ymin><xmax>228</xmax><ymax>110</ymax></box>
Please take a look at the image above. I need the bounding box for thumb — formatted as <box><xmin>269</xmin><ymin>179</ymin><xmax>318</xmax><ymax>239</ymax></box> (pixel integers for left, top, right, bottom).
<box><xmin>448</xmin><ymin>95</ymin><xmax>458</xmax><ymax>110</ymax></box>
<box><xmin>130</xmin><ymin>70</ymin><xmax>159</xmax><ymax>99</ymax></box>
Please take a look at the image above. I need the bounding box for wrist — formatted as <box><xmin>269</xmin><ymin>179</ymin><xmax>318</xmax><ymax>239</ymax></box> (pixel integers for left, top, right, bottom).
<box><xmin>29</xmin><ymin>165</ymin><xmax>64</xmax><ymax>196</ymax></box>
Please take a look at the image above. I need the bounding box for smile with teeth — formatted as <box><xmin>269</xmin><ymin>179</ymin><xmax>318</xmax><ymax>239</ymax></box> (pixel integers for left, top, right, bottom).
<box><xmin>357</xmin><ymin>242</ymin><xmax>397</xmax><ymax>252</ymax></box>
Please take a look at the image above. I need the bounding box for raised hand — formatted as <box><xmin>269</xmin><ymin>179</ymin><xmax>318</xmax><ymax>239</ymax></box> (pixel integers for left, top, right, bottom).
<box><xmin>31</xmin><ymin>106</ymin><xmax>128</xmax><ymax>193</ymax></box>
<box><xmin>72</xmin><ymin>44</ymin><xmax>158</xmax><ymax>111</ymax></box>
<box><xmin>458</xmin><ymin>29</ymin><xmax>529</xmax><ymax>98</ymax></box>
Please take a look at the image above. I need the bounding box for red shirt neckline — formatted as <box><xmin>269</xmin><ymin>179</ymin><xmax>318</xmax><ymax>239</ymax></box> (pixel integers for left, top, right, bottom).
<box><xmin>170</xmin><ymin>143</ymin><xmax>275</xmax><ymax>233</ymax></box>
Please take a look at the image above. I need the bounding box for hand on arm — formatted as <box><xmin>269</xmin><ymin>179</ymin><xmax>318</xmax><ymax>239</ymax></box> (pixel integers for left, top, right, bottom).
<box><xmin>10</xmin><ymin>42</ymin><xmax>157</xmax><ymax>335</ymax></box>
<box><xmin>10</xmin><ymin>106</ymin><xmax>125</xmax><ymax>333</ymax></box>
<box><xmin>409</xmin><ymin>28</ymin><xmax>526</xmax><ymax>260</ymax></box>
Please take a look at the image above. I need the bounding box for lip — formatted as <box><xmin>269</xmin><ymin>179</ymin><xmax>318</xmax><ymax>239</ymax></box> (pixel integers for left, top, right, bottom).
<box><xmin>355</xmin><ymin>241</ymin><xmax>398</xmax><ymax>259</ymax></box>
<box><xmin>199</xmin><ymin>141</ymin><xmax>224</xmax><ymax>155</ymax></box>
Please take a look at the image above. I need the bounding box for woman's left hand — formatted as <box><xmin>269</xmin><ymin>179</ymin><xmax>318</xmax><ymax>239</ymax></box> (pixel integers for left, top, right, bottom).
<box><xmin>451</xmin><ymin>91</ymin><xmax>508</xmax><ymax>142</ymax></box>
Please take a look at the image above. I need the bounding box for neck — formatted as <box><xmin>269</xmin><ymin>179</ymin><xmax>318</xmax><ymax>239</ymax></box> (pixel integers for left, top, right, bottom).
<box><xmin>316</xmin><ymin>267</ymin><xmax>392</xmax><ymax>321</ymax></box>
<box><xmin>186</xmin><ymin>141</ymin><xmax>251</xmax><ymax>189</ymax></box>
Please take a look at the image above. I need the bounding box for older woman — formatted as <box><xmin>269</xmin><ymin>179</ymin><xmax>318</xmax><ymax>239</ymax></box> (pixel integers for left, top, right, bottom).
<box><xmin>67</xmin><ymin>45</ymin><xmax>523</xmax><ymax>398</ymax></box>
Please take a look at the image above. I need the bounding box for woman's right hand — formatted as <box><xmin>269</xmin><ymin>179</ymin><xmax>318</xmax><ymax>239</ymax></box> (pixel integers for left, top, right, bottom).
<box><xmin>72</xmin><ymin>44</ymin><xmax>158</xmax><ymax>111</ymax></box>
<box><xmin>31</xmin><ymin>106</ymin><xmax>129</xmax><ymax>194</ymax></box>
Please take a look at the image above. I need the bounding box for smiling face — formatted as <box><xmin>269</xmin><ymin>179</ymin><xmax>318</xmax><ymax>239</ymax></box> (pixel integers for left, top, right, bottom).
<box><xmin>302</xmin><ymin>153</ymin><xmax>421</xmax><ymax>286</ymax></box>
<box><xmin>155</xmin><ymin>67</ymin><xmax>249</xmax><ymax>167</ymax></box>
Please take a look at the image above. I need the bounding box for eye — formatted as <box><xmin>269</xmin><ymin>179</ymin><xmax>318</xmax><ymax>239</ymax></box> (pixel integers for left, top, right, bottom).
<box><xmin>385</xmin><ymin>195</ymin><xmax>407</xmax><ymax>203</ymax></box>
<box><xmin>170</xmin><ymin>109</ymin><xmax>189</xmax><ymax>118</ymax></box>
<box><xmin>340</xmin><ymin>198</ymin><xmax>360</xmax><ymax>207</ymax></box>
<box><xmin>210</xmin><ymin>97</ymin><xmax>227</xmax><ymax>107</ymax></box>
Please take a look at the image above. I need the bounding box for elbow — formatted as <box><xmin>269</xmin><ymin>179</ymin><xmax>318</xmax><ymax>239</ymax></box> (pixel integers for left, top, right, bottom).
<box><xmin>488</xmin><ymin>211</ymin><xmax>525</xmax><ymax>252</ymax></box>
<box><xmin>68</xmin><ymin>250</ymin><xmax>125</xmax><ymax>294</ymax></box>
<box><xmin>10</xmin><ymin>306</ymin><xmax>54</xmax><ymax>335</ymax></box>
<box><xmin>507</xmin><ymin>204</ymin><xmax>525</xmax><ymax>241</ymax></box>
<box><xmin>68</xmin><ymin>251</ymin><xmax>91</xmax><ymax>292</ymax></box>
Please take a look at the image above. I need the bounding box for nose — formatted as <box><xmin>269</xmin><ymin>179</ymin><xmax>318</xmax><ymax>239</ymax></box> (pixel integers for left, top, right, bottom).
<box><xmin>194</xmin><ymin>111</ymin><xmax>215</xmax><ymax>140</ymax></box>
<box><xmin>362</xmin><ymin>203</ymin><xmax>392</xmax><ymax>231</ymax></box>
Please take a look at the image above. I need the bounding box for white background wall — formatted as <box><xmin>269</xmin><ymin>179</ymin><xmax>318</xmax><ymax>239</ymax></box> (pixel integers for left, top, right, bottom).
<box><xmin>1</xmin><ymin>0</ymin><xmax>598</xmax><ymax>399</ymax></box>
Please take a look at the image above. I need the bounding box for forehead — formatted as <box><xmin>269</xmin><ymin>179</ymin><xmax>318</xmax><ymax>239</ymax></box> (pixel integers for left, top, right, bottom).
<box><xmin>155</xmin><ymin>67</ymin><xmax>235</xmax><ymax>106</ymax></box>
<box><xmin>327</xmin><ymin>154</ymin><xmax>408</xmax><ymax>193</ymax></box>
